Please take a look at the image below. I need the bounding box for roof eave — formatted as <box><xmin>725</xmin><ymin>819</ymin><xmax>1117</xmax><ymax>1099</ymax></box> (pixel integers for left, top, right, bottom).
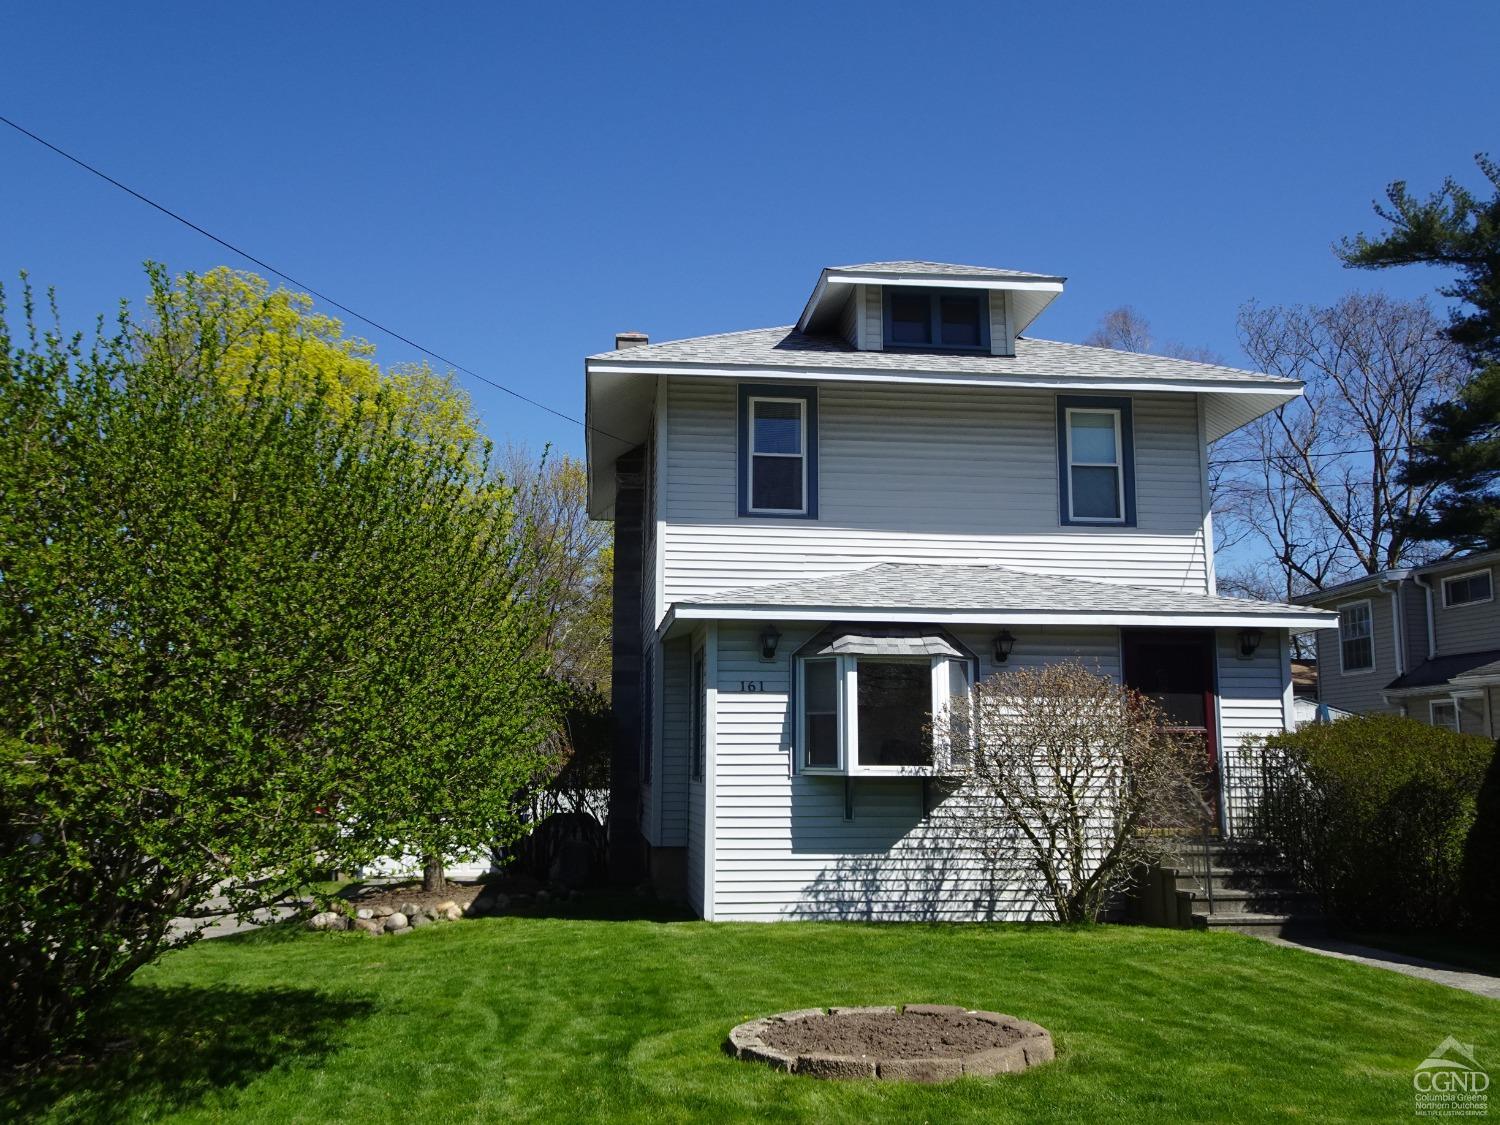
<box><xmin>662</xmin><ymin>603</ymin><xmax>1335</xmax><ymax>636</ymax></box>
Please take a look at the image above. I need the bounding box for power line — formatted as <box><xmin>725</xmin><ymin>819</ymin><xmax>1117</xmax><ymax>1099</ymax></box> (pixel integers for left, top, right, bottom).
<box><xmin>0</xmin><ymin>113</ymin><xmax>632</xmax><ymax>445</ymax></box>
<box><xmin>1209</xmin><ymin>446</ymin><xmax>1389</xmax><ymax>466</ymax></box>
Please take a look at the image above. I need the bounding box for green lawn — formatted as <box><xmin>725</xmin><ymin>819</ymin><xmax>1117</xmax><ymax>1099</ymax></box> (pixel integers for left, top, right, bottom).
<box><xmin>8</xmin><ymin>901</ymin><xmax>1496</xmax><ymax>1123</ymax></box>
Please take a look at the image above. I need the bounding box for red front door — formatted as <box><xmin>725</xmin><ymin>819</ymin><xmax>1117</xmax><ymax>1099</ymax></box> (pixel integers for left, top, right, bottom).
<box><xmin>1121</xmin><ymin>629</ymin><xmax>1221</xmax><ymax>832</ymax></box>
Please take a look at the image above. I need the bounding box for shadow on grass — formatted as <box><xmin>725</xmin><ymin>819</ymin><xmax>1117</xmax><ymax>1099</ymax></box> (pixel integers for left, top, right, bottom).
<box><xmin>1</xmin><ymin>984</ymin><xmax>376</xmax><ymax>1123</ymax></box>
<box><xmin>507</xmin><ymin>889</ymin><xmax>698</xmax><ymax>923</ymax></box>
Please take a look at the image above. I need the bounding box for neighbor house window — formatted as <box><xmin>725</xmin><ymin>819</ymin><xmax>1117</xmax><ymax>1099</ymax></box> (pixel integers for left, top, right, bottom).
<box><xmin>1442</xmin><ymin>569</ymin><xmax>1493</xmax><ymax>608</ymax></box>
<box><xmin>1338</xmin><ymin>601</ymin><xmax>1374</xmax><ymax>674</ymax></box>
<box><xmin>796</xmin><ymin>643</ymin><xmax>974</xmax><ymax>775</ymax></box>
<box><xmin>1430</xmin><ymin>699</ymin><xmax>1459</xmax><ymax>732</ymax></box>
<box><xmin>1056</xmin><ymin>396</ymin><xmax>1136</xmax><ymax>526</ymax></box>
<box><xmin>882</xmin><ymin>287</ymin><xmax>990</xmax><ymax>351</ymax></box>
<box><xmin>690</xmin><ymin>651</ymin><xmax>706</xmax><ymax>781</ymax></box>
<box><xmin>737</xmin><ymin>384</ymin><xmax>817</xmax><ymax>518</ymax></box>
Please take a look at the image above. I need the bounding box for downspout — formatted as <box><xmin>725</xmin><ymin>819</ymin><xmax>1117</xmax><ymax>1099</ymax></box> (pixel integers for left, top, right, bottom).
<box><xmin>1377</xmin><ymin>577</ymin><xmax>1405</xmax><ymax>679</ymax></box>
<box><xmin>1413</xmin><ymin>573</ymin><xmax>1438</xmax><ymax>660</ymax></box>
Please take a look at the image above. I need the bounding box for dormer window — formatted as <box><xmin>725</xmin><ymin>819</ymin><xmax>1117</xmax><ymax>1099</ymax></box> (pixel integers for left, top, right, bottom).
<box><xmin>882</xmin><ymin>287</ymin><xmax>990</xmax><ymax>352</ymax></box>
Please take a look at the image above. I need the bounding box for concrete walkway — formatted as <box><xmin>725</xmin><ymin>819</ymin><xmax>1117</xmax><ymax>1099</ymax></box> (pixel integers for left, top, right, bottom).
<box><xmin>1264</xmin><ymin>934</ymin><xmax>1500</xmax><ymax>1000</ymax></box>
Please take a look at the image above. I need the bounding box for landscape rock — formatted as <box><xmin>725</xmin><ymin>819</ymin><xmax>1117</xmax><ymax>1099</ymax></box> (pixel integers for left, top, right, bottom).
<box><xmin>371</xmin><ymin>904</ymin><xmax>395</xmax><ymax>918</ymax></box>
<box><xmin>441</xmin><ymin>904</ymin><xmax>463</xmax><ymax>922</ymax></box>
<box><xmin>356</xmin><ymin>908</ymin><xmax>374</xmax><ymax>920</ymax></box>
<box><xmin>353</xmin><ymin>917</ymin><xmax>384</xmax><ymax>935</ymax></box>
<box><xmin>410</xmin><ymin>913</ymin><xmax>432</xmax><ymax>928</ymax></box>
<box><xmin>307</xmin><ymin>911</ymin><xmax>348</xmax><ymax>932</ymax></box>
<box><xmin>398</xmin><ymin>901</ymin><xmax>421</xmax><ymax>917</ymax></box>
<box><xmin>434</xmin><ymin>900</ymin><xmax>459</xmax><ymax>916</ymax></box>
<box><xmin>384</xmin><ymin>912</ymin><xmax>409</xmax><ymax>932</ymax></box>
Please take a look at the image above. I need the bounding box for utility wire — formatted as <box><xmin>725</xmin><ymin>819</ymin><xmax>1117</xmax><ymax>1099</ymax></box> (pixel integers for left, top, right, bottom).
<box><xmin>0</xmin><ymin>112</ymin><xmax>633</xmax><ymax>445</ymax></box>
<box><xmin>1209</xmin><ymin>446</ymin><xmax>1392</xmax><ymax>466</ymax></box>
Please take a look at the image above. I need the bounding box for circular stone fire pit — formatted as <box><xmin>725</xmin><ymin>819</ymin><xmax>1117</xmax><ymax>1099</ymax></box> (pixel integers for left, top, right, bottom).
<box><xmin>726</xmin><ymin>1004</ymin><xmax>1054</xmax><ymax>1083</ymax></box>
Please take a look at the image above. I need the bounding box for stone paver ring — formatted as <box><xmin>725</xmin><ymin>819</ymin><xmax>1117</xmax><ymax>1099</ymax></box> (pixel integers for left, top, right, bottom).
<box><xmin>726</xmin><ymin>1004</ymin><xmax>1054</xmax><ymax>1083</ymax></box>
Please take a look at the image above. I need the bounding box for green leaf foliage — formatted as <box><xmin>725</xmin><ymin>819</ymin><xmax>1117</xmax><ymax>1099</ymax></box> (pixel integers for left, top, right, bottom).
<box><xmin>1339</xmin><ymin>154</ymin><xmax>1500</xmax><ymax>549</ymax></box>
<box><xmin>1253</xmin><ymin>715</ymin><xmax>1494</xmax><ymax>930</ymax></box>
<box><xmin>0</xmin><ymin>267</ymin><xmax>557</xmax><ymax>1060</ymax></box>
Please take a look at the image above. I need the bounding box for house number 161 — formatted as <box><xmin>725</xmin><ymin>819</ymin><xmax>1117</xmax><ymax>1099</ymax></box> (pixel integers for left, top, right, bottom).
<box><xmin>739</xmin><ymin>680</ymin><xmax>767</xmax><ymax>692</ymax></box>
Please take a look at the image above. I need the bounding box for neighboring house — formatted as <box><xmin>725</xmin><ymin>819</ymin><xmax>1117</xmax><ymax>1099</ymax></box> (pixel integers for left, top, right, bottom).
<box><xmin>1296</xmin><ymin>552</ymin><xmax>1500</xmax><ymax>738</ymax></box>
<box><xmin>585</xmin><ymin>260</ymin><xmax>1336</xmax><ymax>921</ymax></box>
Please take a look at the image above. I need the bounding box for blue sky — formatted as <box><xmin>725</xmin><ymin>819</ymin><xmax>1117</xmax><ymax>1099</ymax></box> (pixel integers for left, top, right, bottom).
<box><xmin>2</xmin><ymin>2</ymin><xmax>1495</xmax><ymax>462</ymax></box>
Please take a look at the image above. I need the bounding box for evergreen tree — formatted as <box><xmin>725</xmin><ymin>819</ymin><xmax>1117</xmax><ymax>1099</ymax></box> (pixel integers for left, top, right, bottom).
<box><xmin>1339</xmin><ymin>154</ymin><xmax>1500</xmax><ymax>550</ymax></box>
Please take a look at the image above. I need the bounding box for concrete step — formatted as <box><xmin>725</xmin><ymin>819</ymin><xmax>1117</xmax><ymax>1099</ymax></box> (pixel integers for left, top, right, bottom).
<box><xmin>1169</xmin><ymin>869</ymin><xmax>1299</xmax><ymax>894</ymax></box>
<box><xmin>1176</xmin><ymin>886</ymin><xmax>1321</xmax><ymax>916</ymax></box>
<box><xmin>1190</xmin><ymin>911</ymin><xmax>1327</xmax><ymax>938</ymax></box>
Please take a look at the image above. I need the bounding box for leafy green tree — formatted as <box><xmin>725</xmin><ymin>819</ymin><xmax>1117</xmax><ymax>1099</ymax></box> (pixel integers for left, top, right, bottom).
<box><xmin>1339</xmin><ymin>154</ymin><xmax>1500</xmax><ymax>549</ymax></box>
<box><xmin>0</xmin><ymin>267</ymin><xmax>555</xmax><ymax>1060</ymax></box>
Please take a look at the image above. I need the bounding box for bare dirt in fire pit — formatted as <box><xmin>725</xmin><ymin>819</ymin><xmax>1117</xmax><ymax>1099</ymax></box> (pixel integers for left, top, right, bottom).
<box><xmin>760</xmin><ymin>1009</ymin><xmax>1024</xmax><ymax>1060</ymax></box>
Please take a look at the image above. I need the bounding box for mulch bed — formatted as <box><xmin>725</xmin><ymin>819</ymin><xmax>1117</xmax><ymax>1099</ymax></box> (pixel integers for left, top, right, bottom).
<box><xmin>759</xmin><ymin>1010</ymin><xmax>1023</xmax><ymax>1060</ymax></box>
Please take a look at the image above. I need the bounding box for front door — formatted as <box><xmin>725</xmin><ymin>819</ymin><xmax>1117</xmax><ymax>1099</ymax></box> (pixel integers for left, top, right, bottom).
<box><xmin>1121</xmin><ymin>629</ymin><xmax>1220</xmax><ymax>832</ymax></box>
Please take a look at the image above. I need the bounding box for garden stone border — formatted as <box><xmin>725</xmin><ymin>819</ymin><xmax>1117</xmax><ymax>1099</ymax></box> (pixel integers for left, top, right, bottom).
<box><xmin>725</xmin><ymin>1004</ymin><xmax>1054</xmax><ymax>1083</ymax></box>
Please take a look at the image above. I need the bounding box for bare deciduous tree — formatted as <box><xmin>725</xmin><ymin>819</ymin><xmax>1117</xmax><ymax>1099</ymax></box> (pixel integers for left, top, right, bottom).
<box><xmin>1085</xmin><ymin>305</ymin><xmax>1224</xmax><ymax>364</ymax></box>
<box><xmin>1214</xmin><ymin>293</ymin><xmax>1466</xmax><ymax>596</ymax></box>
<box><xmin>933</xmin><ymin>661</ymin><xmax>1209</xmax><ymax>924</ymax></box>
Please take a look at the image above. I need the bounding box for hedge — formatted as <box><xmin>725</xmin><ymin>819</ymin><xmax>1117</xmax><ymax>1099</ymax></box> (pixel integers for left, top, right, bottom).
<box><xmin>1253</xmin><ymin>714</ymin><xmax>1495</xmax><ymax>931</ymax></box>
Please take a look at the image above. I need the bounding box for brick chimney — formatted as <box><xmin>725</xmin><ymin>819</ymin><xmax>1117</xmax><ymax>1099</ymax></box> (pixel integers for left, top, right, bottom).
<box><xmin>615</xmin><ymin>331</ymin><xmax>649</xmax><ymax>350</ymax></box>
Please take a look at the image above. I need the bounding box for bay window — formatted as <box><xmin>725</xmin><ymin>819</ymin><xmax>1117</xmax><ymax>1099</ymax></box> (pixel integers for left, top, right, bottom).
<box><xmin>794</xmin><ymin>628</ymin><xmax>976</xmax><ymax>776</ymax></box>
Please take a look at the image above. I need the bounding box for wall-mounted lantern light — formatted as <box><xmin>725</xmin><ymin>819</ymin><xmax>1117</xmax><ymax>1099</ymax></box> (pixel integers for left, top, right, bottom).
<box><xmin>1238</xmin><ymin>628</ymin><xmax>1263</xmax><ymax>659</ymax></box>
<box><xmin>759</xmin><ymin>623</ymin><xmax>782</xmax><ymax>662</ymax></box>
<box><xmin>993</xmin><ymin>629</ymin><xmax>1016</xmax><ymax>664</ymax></box>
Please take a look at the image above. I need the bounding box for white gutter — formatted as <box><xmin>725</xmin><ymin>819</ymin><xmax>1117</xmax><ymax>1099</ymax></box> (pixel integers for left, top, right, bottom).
<box><xmin>1377</xmin><ymin>577</ymin><xmax>1405</xmax><ymax>678</ymax></box>
<box><xmin>1413</xmin><ymin>573</ymin><xmax>1438</xmax><ymax>660</ymax></box>
<box><xmin>656</xmin><ymin>603</ymin><xmax>1337</xmax><ymax>642</ymax></box>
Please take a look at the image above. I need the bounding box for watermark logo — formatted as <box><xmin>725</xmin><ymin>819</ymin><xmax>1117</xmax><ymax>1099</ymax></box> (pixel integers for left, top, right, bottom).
<box><xmin>1414</xmin><ymin>1036</ymin><xmax>1489</xmax><ymax>1118</ymax></box>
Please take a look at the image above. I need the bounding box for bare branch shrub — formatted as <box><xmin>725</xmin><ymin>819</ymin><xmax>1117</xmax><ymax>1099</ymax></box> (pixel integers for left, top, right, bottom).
<box><xmin>933</xmin><ymin>661</ymin><xmax>1211</xmax><ymax>923</ymax></box>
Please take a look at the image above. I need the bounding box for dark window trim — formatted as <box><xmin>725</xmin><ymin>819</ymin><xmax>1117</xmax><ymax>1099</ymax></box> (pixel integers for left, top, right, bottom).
<box><xmin>1056</xmin><ymin>394</ymin><xmax>1136</xmax><ymax>527</ymax></box>
<box><xmin>881</xmin><ymin>287</ymin><xmax>992</xmax><ymax>352</ymax></box>
<box><xmin>737</xmin><ymin>383</ymin><xmax>818</xmax><ymax>520</ymax></box>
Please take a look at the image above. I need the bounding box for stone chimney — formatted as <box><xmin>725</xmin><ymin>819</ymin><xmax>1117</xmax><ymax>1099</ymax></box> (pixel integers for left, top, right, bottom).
<box><xmin>615</xmin><ymin>331</ymin><xmax>649</xmax><ymax>350</ymax></box>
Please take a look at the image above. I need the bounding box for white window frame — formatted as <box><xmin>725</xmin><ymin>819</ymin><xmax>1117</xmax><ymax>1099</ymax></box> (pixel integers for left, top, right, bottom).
<box><xmin>795</xmin><ymin>653</ymin><xmax>971</xmax><ymax>777</ymax></box>
<box><xmin>797</xmin><ymin>656</ymin><xmax>843</xmax><ymax>772</ymax></box>
<box><xmin>746</xmin><ymin>395</ymin><xmax>808</xmax><ymax>516</ymax></box>
<box><xmin>1441</xmin><ymin>568</ymin><xmax>1494</xmax><ymax>609</ymax></box>
<box><xmin>1452</xmin><ymin>690</ymin><xmax>1490</xmax><ymax>737</ymax></box>
<box><xmin>1064</xmin><ymin>407</ymin><xmax>1126</xmax><ymax>524</ymax></box>
<box><xmin>1337</xmin><ymin>599</ymin><xmax>1375</xmax><ymax>675</ymax></box>
<box><xmin>1430</xmin><ymin>698</ymin><xmax>1459</xmax><ymax>732</ymax></box>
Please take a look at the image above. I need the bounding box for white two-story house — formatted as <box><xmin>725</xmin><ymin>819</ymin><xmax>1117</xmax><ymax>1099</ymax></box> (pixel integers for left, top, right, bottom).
<box><xmin>586</xmin><ymin>260</ymin><xmax>1336</xmax><ymax>922</ymax></box>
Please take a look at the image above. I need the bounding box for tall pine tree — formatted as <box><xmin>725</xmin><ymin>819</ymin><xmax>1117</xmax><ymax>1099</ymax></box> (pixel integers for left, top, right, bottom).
<box><xmin>1339</xmin><ymin>154</ymin><xmax>1500</xmax><ymax>550</ymax></box>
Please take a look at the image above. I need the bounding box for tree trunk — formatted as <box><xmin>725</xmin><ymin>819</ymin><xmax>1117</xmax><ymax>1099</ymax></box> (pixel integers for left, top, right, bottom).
<box><xmin>422</xmin><ymin>855</ymin><xmax>446</xmax><ymax>894</ymax></box>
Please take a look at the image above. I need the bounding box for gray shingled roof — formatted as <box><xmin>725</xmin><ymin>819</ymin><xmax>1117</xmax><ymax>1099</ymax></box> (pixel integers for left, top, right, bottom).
<box><xmin>587</xmin><ymin>326</ymin><xmax>1292</xmax><ymax>387</ymax></box>
<box><xmin>684</xmin><ymin>563</ymin><xmax>1332</xmax><ymax>619</ymax></box>
<box><xmin>1394</xmin><ymin>648</ymin><xmax>1500</xmax><ymax>690</ymax></box>
<box><xmin>829</xmin><ymin>260</ymin><xmax>1064</xmax><ymax>281</ymax></box>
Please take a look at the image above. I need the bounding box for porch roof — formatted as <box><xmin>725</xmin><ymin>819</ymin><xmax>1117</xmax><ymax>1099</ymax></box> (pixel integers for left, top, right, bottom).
<box><xmin>1387</xmin><ymin>648</ymin><xmax>1500</xmax><ymax>694</ymax></box>
<box><xmin>662</xmin><ymin>563</ymin><xmax>1337</xmax><ymax>634</ymax></box>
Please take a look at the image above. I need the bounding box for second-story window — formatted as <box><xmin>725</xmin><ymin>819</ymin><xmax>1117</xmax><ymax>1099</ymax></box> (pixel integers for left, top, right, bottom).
<box><xmin>1338</xmin><ymin>601</ymin><xmax>1374</xmax><ymax>674</ymax></box>
<box><xmin>1056</xmin><ymin>395</ymin><xmax>1136</xmax><ymax>526</ymax></box>
<box><xmin>737</xmin><ymin>384</ymin><xmax>818</xmax><ymax>518</ymax></box>
<box><xmin>883</xmin><ymin>287</ymin><xmax>990</xmax><ymax>351</ymax></box>
<box><xmin>1442</xmin><ymin>569</ymin><xmax>1493</xmax><ymax>607</ymax></box>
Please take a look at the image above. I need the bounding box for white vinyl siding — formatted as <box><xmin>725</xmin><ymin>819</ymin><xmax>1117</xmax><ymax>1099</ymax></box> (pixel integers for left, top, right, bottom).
<box><xmin>663</xmin><ymin>379</ymin><xmax>1211</xmax><ymax>597</ymax></box>
<box><xmin>1217</xmin><ymin>629</ymin><xmax>1293</xmax><ymax>838</ymax></box>
<box><xmin>704</xmin><ymin>622</ymin><xmax>1290</xmax><ymax>921</ymax></box>
<box><xmin>705</xmin><ymin>623</ymin><xmax>1072</xmax><ymax>920</ymax></box>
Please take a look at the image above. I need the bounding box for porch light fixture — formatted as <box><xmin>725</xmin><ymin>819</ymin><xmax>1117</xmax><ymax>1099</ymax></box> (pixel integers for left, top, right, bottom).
<box><xmin>993</xmin><ymin>629</ymin><xmax>1016</xmax><ymax>664</ymax></box>
<box><xmin>759</xmin><ymin>623</ymin><xmax>782</xmax><ymax>662</ymax></box>
<box><xmin>1238</xmin><ymin>628</ymin><xmax>1263</xmax><ymax>659</ymax></box>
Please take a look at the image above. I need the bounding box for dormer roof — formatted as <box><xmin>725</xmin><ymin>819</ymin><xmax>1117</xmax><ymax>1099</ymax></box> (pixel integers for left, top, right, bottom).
<box><xmin>798</xmin><ymin>260</ymin><xmax>1066</xmax><ymax>337</ymax></box>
